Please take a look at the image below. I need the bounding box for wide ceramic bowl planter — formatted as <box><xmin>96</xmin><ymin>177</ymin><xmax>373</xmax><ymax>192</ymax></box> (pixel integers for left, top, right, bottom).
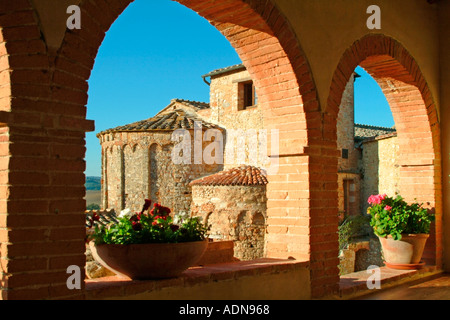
<box><xmin>378</xmin><ymin>234</ymin><xmax>429</xmax><ymax>269</ymax></box>
<box><xmin>89</xmin><ymin>240</ymin><xmax>208</xmax><ymax>280</ymax></box>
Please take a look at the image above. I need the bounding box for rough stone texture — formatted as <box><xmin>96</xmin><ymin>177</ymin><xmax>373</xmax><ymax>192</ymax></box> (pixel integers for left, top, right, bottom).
<box><xmin>124</xmin><ymin>144</ymin><xmax>148</xmax><ymax>212</ymax></box>
<box><xmin>337</xmin><ymin>73</ymin><xmax>358</xmax><ymax>173</ymax></box>
<box><xmin>99</xmin><ymin>129</ymin><xmax>223</xmax><ymax>214</ymax></box>
<box><xmin>337</xmin><ymin>173</ymin><xmax>361</xmax><ymax>220</ymax></box>
<box><xmin>85</xmin><ymin>244</ymin><xmax>116</xmax><ymax>279</ymax></box>
<box><xmin>191</xmin><ymin>185</ymin><xmax>267</xmax><ymax>261</ymax></box>
<box><xmin>339</xmin><ymin>238</ymin><xmax>384</xmax><ymax>275</ymax></box>
<box><xmin>337</xmin><ymin>73</ymin><xmax>362</xmax><ymax>220</ymax></box>
<box><xmin>354</xmin><ymin>238</ymin><xmax>384</xmax><ymax>271</ymax></box>
<box><xmin>85</xmin><ymin>210</ymin><xmax>119</xmax><ymax>279</ymax></box>
<box><xmin>198</xmin><ymin>67</ymin><xmax>268</xmax><ymax>170</ymax></box>
<box><xmin>360</xmin><ymin>134</ymin><xmax>400</xmax><ymax>214</ymax></box>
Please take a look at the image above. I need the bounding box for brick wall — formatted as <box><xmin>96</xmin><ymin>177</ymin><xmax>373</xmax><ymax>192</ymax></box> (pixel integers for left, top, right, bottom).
<box><xmin>0</xmin><ymin>0</ymin><xmax>443</xmax><ymax>300</ymax></box>
<box><xmin>0</xmin><ymin>0</ymin><xmax>92</xmax><ymax>299</ymax></box>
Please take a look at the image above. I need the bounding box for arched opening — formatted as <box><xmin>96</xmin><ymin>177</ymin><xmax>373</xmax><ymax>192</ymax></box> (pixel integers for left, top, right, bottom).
<box><xmin>329</xmin><ymin>35</ymin><xmax>442</xmax><ymax>273</ymax></box>
<box><xmin>0</xmin><ymin>0</ymin><xmax>324</xmax><ymax>299</ymax></box>
<box><xmin>73</xmin><ymin>0</ymin><xmax>315</xmax><ymax>264</ymax></box>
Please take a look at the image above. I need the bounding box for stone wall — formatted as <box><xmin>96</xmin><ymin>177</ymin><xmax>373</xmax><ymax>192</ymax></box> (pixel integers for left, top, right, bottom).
<box><xmin>198</xmin><ymin>69</ymin><xmax>268</xmax><ymax>170</ymax></box>
<box><xmin>360</xmin><ymin>134</ymin><xmax>400</xmax><ymax>214</ymax></box>
<box><xmin>124</xmin><ymin>144</ymin><xmax>148</xmax><ymax>212</ymax></box>
<box><xmin>337</xmin><ymin>173</ymin><xmax>361</xmax><ymax>220</ymax></box>
<box><xmin>191</xmin><ymin>185</ymin><xmax>267</xmax><ymax>261</ymax></box>
<box><xmin>99</xmin><ymin>131</ymin><xmax>222</xmax><ymax>214</ymax></box>
<box><xmin>337</xmin><ymin>74</ymin><xmax>358</xmax><ymax>173</ymax></box>
<box><xmin>377</xmin><ymin>136</ymin><xmax>400</xmax><ymax>198</ymax></box>
<box><xmin>338</xmin><ymin>239</ymin><xmax>384</xmax><ymax>275</ymax></box>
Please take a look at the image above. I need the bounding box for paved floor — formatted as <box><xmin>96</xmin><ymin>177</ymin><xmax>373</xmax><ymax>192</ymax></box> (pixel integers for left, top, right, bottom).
<box><xmin>356</xmin><ymin>273</ymin><xmax>450</xmax><ymax>300</ymax></box>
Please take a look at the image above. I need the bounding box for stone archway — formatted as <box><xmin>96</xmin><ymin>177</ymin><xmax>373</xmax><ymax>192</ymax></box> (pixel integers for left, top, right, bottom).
<box><xmin>327</xmin><ymin>34</ymin><xmax>442</xmax><ymax>268</ymax></box>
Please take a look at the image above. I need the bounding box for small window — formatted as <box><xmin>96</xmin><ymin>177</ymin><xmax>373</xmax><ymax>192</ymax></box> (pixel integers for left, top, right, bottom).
<box><xmin>342</xmin><ymin>149</ymin><xmax>349</xmax><ymax>159</ymax></box>
<box><xmin>238</xmin><ymin>81</ymin><xmax>257</xmax><ymax>110</ymax></box>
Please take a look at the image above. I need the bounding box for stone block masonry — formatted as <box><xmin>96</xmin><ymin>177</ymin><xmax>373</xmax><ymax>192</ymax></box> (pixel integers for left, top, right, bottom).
<box><xmin>98</xmin><ymin>129</ymin><xmax>222</xmax><ymax>214</ymax></box>
<box><xmin>190</xmin><ymin>166</ymin><xmax>268</xmax><ymax>261</ymax></box>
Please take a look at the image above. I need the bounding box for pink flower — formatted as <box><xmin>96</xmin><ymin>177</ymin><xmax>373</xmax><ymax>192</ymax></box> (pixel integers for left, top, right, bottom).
<box><xmin>368</xmin><ymin>194</ymin><xmax>388</xmax><ymax>205</ymax></box>
<box><xmin>368</xmin><ymin>195</ymin><xmax>381</xmax><ymax>205</ymax></box>
<box><xmin>384</xmin><ymin>205</ymin><xmax>392</xmax><ymax>211</ymax></box>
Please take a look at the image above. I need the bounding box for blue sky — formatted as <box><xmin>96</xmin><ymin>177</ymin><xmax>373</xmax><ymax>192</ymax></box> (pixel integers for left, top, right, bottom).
<box><xmin>85</xmin><ymin>0</ymin><xmax>394</xmax><ymax>177</ymax></box>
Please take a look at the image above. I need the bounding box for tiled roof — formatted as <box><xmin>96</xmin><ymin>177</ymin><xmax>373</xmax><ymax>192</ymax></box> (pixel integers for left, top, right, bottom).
<box><xmin>190</xmin><ymin>166</ymin><xmax>268</xmax><ymax>187</ymax></box>
<box><xmin>99</xmin><ymin>109</ymin><xmax>221</xmax><ymax>134</ymax></box>
<box><xmin>86</xmin><ymin>210</ymin><xmax>118</xmax><ymax>230</ymax></box>
<box><xmin>202</xmin><ymin>64</ymin><xmax>246</xmax><ymax>78</ymax></box>
<box><xmin>355</xmin><ymin>124</ymin><xmax>396</xmax><ymax>142</ymax></box>
<box><xmin>171</xmin><ymin>99</ymin><xmax>210</xmax><ymax>110</ymax></box>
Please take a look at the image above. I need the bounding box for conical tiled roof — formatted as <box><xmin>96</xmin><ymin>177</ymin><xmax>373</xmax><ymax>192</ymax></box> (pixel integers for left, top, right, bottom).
<box><xmin>99</xmin><ymin>109</ymin><xmax>220</xmax><ymax>134</ymax></box>
<box><xmin>190</xmin><ymin>166</ymin><xmax>268</xmax><ymax>187</ymax></box>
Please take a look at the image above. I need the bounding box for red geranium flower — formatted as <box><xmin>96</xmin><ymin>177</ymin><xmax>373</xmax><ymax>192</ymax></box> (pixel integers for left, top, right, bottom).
<box><xmin>87</xmin><ymin>212</ymin><xmax>101</xmax><ymax>228</ymax></box>
<box><xmin>129</xmin><ymin>214</ymin><xmax>140</xmax><ymax>223</ymax></box>
<box><xmin>138</xmin><ymin>199</ymin><xmax>152</xmax><ymax>215</ymax></box>
<box><xmin>132</xmin><ymin>221</ymin><xmax>143</xmax><ymax>231</ymax></box>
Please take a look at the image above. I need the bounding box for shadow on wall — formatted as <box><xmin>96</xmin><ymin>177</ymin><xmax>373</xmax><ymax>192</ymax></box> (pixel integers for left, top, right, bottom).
<box><xmin>361</xmin><ymin>141</ymin><xmax>380</xmax><ymax>215</ymax></box>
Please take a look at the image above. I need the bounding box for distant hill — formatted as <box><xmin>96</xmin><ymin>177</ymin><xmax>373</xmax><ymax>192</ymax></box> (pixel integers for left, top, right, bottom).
<box><xmin>86</xmin><ymin>176</ymin><xmax>101</xmax><ymax>191</ymax></box>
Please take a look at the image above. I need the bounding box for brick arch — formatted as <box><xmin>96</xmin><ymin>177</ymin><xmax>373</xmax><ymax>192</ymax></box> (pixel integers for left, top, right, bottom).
<box><xmin>55</xmin><ymin>0</ymin><xmax>319</xmax><ymax>152</ymax></box>
<box><xmin>0</xmin><ymin>0</ymin><xmax>327</xmax><ymax>299</ymax></box>
<box><xmin>0</xmin><ymin>1</ymin><xmax>61</xmax><ymax>300</ymax></box>
<box><xmin>56</xmin><ymin>0</ymin><xmax>320</xmax><ymax>261</ymax></box>
<box><xmin>0</xmin><ymin>1</ymin><xmax>50</xmax><ymax>109</ymax></box>
<box><xmin>327</xmin><ymin>34</ymin><xmax>442</xmax><ymax>267</ymax></box>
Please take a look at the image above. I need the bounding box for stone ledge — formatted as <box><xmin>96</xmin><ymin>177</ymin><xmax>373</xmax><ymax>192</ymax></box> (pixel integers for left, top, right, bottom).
<box><xmin>84</xmin><ymin>259</ymin><xmax>310</xmax><ymax>300</ymax></box>
<box><xmin>336</xmin><ymin>265</ymin><xmax>441</xmax><ymax>299</ymax></box>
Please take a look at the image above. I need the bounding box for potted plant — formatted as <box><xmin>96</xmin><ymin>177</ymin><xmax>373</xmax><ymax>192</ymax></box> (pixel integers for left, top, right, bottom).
<box><xmin>367</xmin><ymin>194</ymin><xmax>435</xmax><ymax>269</ymax></box>
<box><xmin>86</xmin><ymin>199</ymin><xmax>210</xmax><ymax>280</ymax></box>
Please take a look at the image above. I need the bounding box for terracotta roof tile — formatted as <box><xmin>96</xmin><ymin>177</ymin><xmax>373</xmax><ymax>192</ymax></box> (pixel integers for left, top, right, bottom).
<box><xmin>190</xmin><ymin>166</ymin><xmax>268</xmax><ymax>187</ymax></box>
<box><xmin>202</xmin><ymin>64</ymin><xmax>246</xmax><ymax>78</ymax></box>
<box><xmin>172</xmin><ymin>99</ymin><xmax>210</xmax><ymax>110</ymax></box>
<box><xmin>99</xmin><ymin>109</ymin><xmax>221</xmax><ymax>134</ymax></box>
<box><xmin>354</xmin><ymin>124</ymin><xmax>396</xmax><ymax>142</ymax></box>
<box><xmin>86</xmin><ymin>210</ymin><xmax>118</xmax><ymax>230</ymax></box>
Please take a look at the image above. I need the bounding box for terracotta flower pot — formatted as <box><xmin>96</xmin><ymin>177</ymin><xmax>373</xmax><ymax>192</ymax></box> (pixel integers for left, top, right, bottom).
<box><xmin>89</xmin><ymin>240</ymin><xmax>208</xmax><ymax>280</ymax></box>
<box><xmin>378</xmin><ymin>234</ymin><xmax>429</xmax><ymax>269</ymax></box>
